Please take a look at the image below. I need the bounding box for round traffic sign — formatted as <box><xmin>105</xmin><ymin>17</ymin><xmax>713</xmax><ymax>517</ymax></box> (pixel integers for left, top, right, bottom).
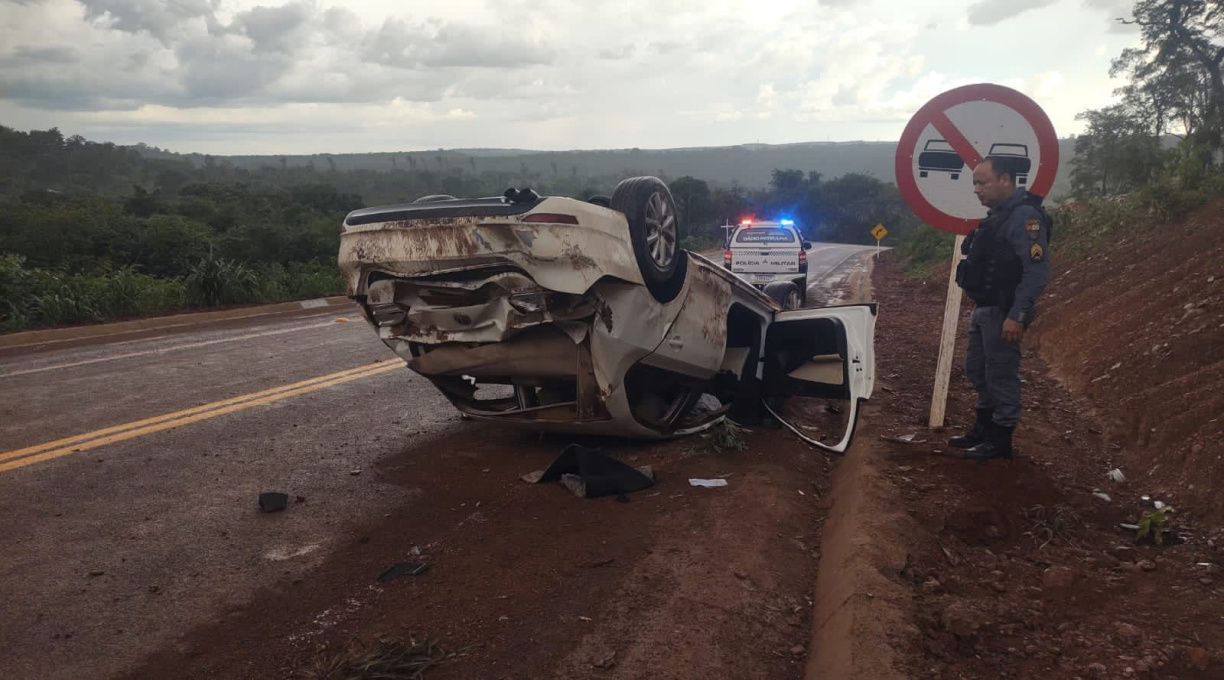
<box><xmin>894</xmin><ymin>84</ymin><xmax>1059</xmax><ymax>235</ymax></box>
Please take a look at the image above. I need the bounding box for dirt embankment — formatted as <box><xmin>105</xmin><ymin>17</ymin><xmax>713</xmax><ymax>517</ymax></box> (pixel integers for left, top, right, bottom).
<box><xmin>854</xmin><ymin>201</ymin><xmax>1224</xmax><ymax>679</ymax></box>
<box><xmin>1029</xmin><ymin>199</ymin><xmax>1224</xmax><ymax>523</ymax></box>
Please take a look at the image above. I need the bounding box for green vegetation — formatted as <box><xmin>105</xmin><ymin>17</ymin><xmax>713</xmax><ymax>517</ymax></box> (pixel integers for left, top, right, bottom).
<box><xmin>890</xmin><ymin>226</ymin><xmax>957</xmax><ymax>279</ymax></box>
<box><xmin>704</xmin><ymin>419</ymin><xmax>748</xmax><ymax>454</ymax></box>
<box><xmin>1</xmin><ymin>124</ymin><xmax>921</xmax><ymax>333</ymax></box>
<box><xmin>1137</xmin><ymin>508</ymin><xmax>1170</xmax><ymax>545</ymax></box>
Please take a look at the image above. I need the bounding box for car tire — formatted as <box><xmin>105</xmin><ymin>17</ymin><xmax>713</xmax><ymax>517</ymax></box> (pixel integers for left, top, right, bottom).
<box><xmin>611</xmin><ymin>176</ymin><xmax>685</xmax><ymax>302</ymax></box>
<box><xmin>587</xmin><ymin>195</ymin><xmax>612</xmax><ymax>208</ymax></box>
<box><xmin>763</xmin><ymin>281</ymin><xmax>802</xmax><ymax>310</ymax></box>
<box><xmin>793</xmin><ymin>278</ymin><xmax>808</xmax><ymax>307</ymax></box>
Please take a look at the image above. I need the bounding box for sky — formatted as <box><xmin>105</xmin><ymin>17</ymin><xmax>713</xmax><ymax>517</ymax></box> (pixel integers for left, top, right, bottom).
<box><xmin>0</xmin><ymin>0</ymin><xmax>1141</xmax><ymax>155</ymax></box>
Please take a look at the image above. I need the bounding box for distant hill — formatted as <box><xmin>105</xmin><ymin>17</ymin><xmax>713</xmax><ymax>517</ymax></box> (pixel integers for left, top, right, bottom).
<box><xmin>134</xmin><ymin>139</ymin><xmax>1079</xmax><ymax>200</ymax></box>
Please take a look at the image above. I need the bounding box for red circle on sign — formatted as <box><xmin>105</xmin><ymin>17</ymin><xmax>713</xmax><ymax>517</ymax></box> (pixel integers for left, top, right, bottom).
<box><xmin>894</xmin><ymin>83</ymin><xmax>1059</xmax><ymax>235</ymax></box>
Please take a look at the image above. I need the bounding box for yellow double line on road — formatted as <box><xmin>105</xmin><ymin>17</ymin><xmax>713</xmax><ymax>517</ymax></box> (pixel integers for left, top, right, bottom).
<box><xmin>0</xmin><ymin>360</ymin><xmax>402</xmax><ymax>474</ymax></box>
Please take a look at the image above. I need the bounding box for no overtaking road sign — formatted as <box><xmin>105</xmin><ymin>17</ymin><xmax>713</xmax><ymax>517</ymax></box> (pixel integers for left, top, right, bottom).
<box><xmin>894</xmin><ymin>83</ymin><xmax>1059</xmax><ymax>235</ymax></box>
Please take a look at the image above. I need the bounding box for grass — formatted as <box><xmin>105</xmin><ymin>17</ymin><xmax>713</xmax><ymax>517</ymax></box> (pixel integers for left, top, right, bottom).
<box><xmin>300</xmin><ymin>636</ymin><xmax>468</xmax><ymax>680</ymax></box>
<box><xmin>889</xmin><ymin>225</ymin><xmax>956</xmax><ymax>279</ymax></box>
<box><xmin>1022</xmin><ymin>504</ymin><xmax>1082</xmax><ymax>550</ymax></box>
<box><xmin>704</xmin><ymin>418</ymin><xmax>748</xmax><ymax>453</ymax></box>
<box><xmin>0</xmin><ymin>253</ymin><xmax>345</xmax><ymax>333</ymax></box>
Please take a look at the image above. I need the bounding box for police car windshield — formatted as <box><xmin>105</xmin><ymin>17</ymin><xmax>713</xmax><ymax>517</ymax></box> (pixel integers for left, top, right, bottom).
<box><xmin>735</xmin><ymin>228</ymin><xmax>795</xmax><ymax>244</ymax></box>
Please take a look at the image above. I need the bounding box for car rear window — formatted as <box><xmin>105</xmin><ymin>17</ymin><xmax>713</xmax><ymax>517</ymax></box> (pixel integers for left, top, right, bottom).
<box><xmin>990</xmin><ymin>144</ymin><xmax>1027</xmax><ymax>156</ymax></box>
<box><xmin>735</xmin><ymin>228</ymin><xmax>795</xmax><ymax>244</ymax></box>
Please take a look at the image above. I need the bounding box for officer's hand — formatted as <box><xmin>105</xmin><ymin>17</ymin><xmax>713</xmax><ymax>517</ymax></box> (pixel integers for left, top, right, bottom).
<box><xmin>1002</xmin><ymin>319</ymin><xmax>1024</xmax><ymax>345</ymax></box>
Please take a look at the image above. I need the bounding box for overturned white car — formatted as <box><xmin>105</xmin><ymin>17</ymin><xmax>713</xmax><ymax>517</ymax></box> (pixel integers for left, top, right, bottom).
<box><xmin>338</xmin><ymin>177</ymin><xmax>875</xmax><ymax>452</ymax></box>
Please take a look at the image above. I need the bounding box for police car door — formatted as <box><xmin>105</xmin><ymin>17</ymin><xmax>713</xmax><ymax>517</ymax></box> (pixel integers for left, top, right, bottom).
<box><xmin>760</xmin><ymin>303</ymin><xmax>876</xmax><ymax>453</ymax></box>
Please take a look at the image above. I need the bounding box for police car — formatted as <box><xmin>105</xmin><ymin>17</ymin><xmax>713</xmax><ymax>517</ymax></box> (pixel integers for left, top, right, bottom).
<box><xmin>723</xmin><ymin>219</ymin><xmax>812</xmax><ymax>309</ymax></box>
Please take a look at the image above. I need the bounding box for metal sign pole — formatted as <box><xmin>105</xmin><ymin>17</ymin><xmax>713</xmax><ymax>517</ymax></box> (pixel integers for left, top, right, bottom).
<box><xmin>928</xmin><ymin>234</ymin><xmax>966</xmax><ymax>428</ymax></box>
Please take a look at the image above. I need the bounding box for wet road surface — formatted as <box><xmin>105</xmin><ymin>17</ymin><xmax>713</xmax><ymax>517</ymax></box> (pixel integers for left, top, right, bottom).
<box><xmin>0</xmin><ymin>245</ymin><xmax>875</xmax><ymax>679</ymax></box>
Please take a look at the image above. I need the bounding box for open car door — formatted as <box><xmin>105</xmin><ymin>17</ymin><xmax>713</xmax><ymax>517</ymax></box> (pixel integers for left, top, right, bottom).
<box><xmin>760</xmin><ymin>303</ymin><xmax>876</xmax><ymax>453</ymax></box>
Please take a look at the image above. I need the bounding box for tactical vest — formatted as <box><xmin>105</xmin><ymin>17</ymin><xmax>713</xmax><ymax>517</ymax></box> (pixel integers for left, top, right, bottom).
<box><xmin>955</xmin><ymin>192</ymin><xmax>1051</xmax><ymax>306</ymax></box>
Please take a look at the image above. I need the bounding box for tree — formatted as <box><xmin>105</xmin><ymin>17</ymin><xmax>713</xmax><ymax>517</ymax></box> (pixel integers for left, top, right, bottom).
<box><xmin>1071</xmin><ymin>105</ymin><xmax>1164</xmax><ymax>197</ymax></box>
<box><xmin>1114</xmin><ymin>0</ymin><xmax>1224</xmax><ymax>159</ymax></box>
<box><xmin>669</xmin><ymin>176</ymin><xmax>713</xmax><ymax>238</ymax></box>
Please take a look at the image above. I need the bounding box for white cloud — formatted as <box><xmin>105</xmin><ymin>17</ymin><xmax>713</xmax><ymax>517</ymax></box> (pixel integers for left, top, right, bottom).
<box><xmin>0</xmin><ymin>0</ymin><xmax>1143</xmax><ymax>152</ymax></box>
<box><xmin>966</xmin><ymin>0</ymin><xmax>1057</xmax><ymax>26</ymax></box>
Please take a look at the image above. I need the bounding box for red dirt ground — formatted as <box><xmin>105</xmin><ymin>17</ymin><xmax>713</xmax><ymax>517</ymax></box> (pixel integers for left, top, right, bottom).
<box><xmin>870</xmin><ymin>244</ymin><xmax>1224</xmax><ymax>679</ymax></box>
<box><xmin>1031</xmin><ymin>199</ymin><xmax>1224</xmax><ymax>524</ymax></box>
<box><xmin>126</xmin><ymin>425</ymin><xmax>838</xmax><ymax>679</ymax></box>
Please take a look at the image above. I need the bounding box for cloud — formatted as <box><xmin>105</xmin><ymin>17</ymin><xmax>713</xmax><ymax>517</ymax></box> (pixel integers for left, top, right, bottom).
<box><xmin>0</xmin><ymin>45</ymin><xmax>80</xmax><ymax>64</ymax></box>
<box><xmin>598</xmin><ymin>44</ymin><xmax>636</xmax><ymax>60</ymax></box>
<box><xmin>1083</xmin><ymin>0</ymin><xmax>1140</xmax><ymax>32</ymax></box>
<box><xmin>228</xmin><ymin>1</ymin><xmax>315</xmax><ymax>54</ymax></box>
<box><xmin>360</xmin><ymin>18</ymin><xmax>553</xmax><ymax>69</ymax></box>
<box><xmin>966</xmin><ymin>0</ymin><xmax>1056</xmax><ymax>26</ymax></box>
<box><xmin>79</xmin><ymin>0</ymin><xmax>220</xmax><ymax>42</ymax></box>
<box><xmin>0</xmin><ymin>0</ymin><xmax>1138</xmax><ymax>154</ymax></box>
<box><xmin>0</xmin><ymin>0</ymin><xmax>553</xmax><ymax>111</ymax></box>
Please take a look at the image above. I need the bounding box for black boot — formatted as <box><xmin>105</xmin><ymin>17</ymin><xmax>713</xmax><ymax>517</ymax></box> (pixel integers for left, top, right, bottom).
<box><xmin>965</xmin><ymin>421</ymin><xmax>1014</xmax><ymax>461</ymax></box>
<box><xmin>948</xmin><ymin>408</ymin><xmax>993</xmax><ymax>449</ymax></box>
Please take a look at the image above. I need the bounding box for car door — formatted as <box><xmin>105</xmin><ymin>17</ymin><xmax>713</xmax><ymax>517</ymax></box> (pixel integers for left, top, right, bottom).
<box><xmin>759</xmin><ymin>303</ymin><xmax>876</xmax><ymax>453</ymax></box>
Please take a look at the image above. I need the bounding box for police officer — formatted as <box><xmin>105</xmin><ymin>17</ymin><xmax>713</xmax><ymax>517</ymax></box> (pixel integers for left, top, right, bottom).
<box><xmin>948</xmin><ymin>156</ymin><xmax>1051</xmax><ymax>461</ymax></box>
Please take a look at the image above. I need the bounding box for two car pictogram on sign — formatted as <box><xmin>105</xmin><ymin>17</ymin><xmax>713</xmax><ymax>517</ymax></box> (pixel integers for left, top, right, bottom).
<box><xmin>918</xmin><ymin>140</ymin><xmax>1031</xmax><ymax>186</ymax></box>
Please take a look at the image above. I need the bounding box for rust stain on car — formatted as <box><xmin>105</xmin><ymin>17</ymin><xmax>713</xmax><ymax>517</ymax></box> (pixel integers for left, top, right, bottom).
<box><xmin>593</xmin><ymin>298</ymin><xmax>614</xmax><ymax>333</ymax></box>
<box><xmin>560</xmin><ymin>244</ymin><xmax>599</xmax><ymax>272</ymax></box>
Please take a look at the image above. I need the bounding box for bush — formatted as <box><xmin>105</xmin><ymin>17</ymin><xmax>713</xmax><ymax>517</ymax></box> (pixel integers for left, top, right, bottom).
<box><xmin>681</xmin><ymin>234</ymin><xmax>722</xmax><ymax>253</ymax></box>
<box><xmin>184</xmin><ymin>253</ymin><xmax>258</xmax><ymax>307</ymax></box>
<box><xmin>0</xmin><ymin>254</ymin><xmax>185</xmax><ymax>331</ymax></box>
<box><xmin>251</xmin><ymin>261</ymin><xmax>345</xmax><ymax>303</ymax></box>
<box><xmin>891</xmin><ymin>225</ymin><xmax>956</xmax><ymax>279</ymax></box>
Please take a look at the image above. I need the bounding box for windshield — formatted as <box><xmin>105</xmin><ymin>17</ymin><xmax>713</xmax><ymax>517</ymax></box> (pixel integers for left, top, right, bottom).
<box><xmin>735</xmin><ymin>227</ymin><xmax>796</xmax><ymax>244</ymax></box>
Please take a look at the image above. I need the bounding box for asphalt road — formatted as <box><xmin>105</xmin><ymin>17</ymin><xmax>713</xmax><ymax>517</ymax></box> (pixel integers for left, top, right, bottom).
<box><xmin>0</xmin><ymin>244</ymin><xmax>876</xmax><ymax>680</ymax></box>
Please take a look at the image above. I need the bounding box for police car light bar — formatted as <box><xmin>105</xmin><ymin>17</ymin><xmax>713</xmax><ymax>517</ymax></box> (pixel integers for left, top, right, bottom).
<box><xmin>780</xmin><ymin>219</ymin><xmax>794</xmax><ymax>225</ymax></box>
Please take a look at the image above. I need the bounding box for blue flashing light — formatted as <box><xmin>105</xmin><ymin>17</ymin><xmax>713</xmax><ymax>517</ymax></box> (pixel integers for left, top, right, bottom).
<box><xmin>780</xmin><ymin>219</ymin><xmax>795</xmax><ymax>225</ymax></box>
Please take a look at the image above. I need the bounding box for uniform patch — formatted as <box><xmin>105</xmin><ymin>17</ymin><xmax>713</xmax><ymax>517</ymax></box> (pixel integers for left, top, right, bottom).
<box><xmin>1030</xmin><ymin>243</ymin><xmax>1044</xmax><ymax>262</ymax></box>
<box><xmin>1025</xmin><ymin>219</ymin><xmax>1041</xmax><ymax>240</ymax></box>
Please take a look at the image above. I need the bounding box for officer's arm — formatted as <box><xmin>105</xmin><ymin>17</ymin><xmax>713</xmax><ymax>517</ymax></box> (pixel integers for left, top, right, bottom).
<box><xmin>1004</xmin><ymin>206</ymin><xmax>1050</xmax><ymax>325</ymax></box>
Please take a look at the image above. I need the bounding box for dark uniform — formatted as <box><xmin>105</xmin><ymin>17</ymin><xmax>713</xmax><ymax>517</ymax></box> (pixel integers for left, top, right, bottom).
<box><xmin>953</xmin><ymin>188</ymin><xmax>1051</xmax><ymax>458</ymax></box>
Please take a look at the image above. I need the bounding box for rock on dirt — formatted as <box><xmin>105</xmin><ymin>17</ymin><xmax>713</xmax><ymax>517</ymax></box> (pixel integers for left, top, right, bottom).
<box><xmin>1189</xmin><ymin>647</ymin><xmax>1211</xmax><ymax>671</ymax></box>
<box><xmin>1116</xmin><ymin>622</ymin><xmax>1143</xmax><ymax>644</ymax></box>
<box><xmin>941</xmin><ymin>602</ymin><xmax>985</xmax><ymax>638</ymax></box>
<box><xmin>1041</xmin><ymin>566</ymin><xmax>1076</xmax><ymax>590</ymax></box>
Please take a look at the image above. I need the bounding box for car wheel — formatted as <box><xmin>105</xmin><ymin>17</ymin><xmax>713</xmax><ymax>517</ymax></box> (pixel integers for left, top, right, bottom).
<box><xmin>763</xmin><ymin>281</ymin><xmax>802</xmax><ymax>310</ymax></box>
<box><xmin>611</xmin><ymin>176</ymin><xmax>685</xmax><ymax>302</ymax></box>
<box><xmin>587</xmin><ymin>195</ymin><xmax>612</xmax><ymax>208</ymax></box>
<box><xmin>793</xmin><ymin>279</ymin><xmax>808</xmax><ymax>307</ymax></box>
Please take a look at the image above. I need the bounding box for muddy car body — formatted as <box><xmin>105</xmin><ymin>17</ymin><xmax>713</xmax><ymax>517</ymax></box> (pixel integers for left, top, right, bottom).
<box><xmin>339</xmin><ymin>178</ymin><xmax>875</xmax><ymax>453</ymax></box>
